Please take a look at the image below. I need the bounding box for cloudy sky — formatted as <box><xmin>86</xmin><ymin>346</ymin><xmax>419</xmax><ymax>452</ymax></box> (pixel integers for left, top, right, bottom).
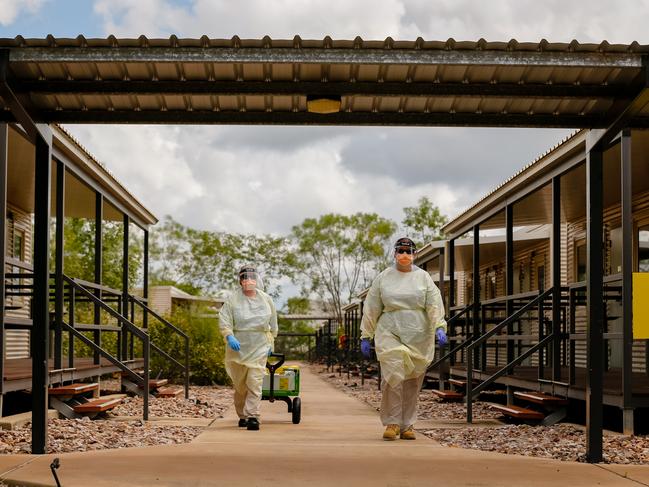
<box><xmin>1</xmin><ymin>0</ymin><xmax>648</xmax><ymax>235</ymax></box>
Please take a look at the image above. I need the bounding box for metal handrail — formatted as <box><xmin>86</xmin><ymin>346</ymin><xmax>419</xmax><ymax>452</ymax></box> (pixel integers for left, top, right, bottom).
<box><xmin>64</xmin><ymin>277</ymin><xmax>148</xmax><ymax>340</ymax></box>
<box><xmin>467</xmin><ymin>288</ymin><xmax>554</xmax><ymax>351</ymax></box>
<box><xmin>129</xmin><ymin>294</ymin><xmax>188</xmax><ymax>339</ymax></box>
<box><xmin>467</xmin><ymin>333</ymin><xmax>554</xmax><ymax>398</ymax></box>
<box><xmin>63</xmin><ymin>275</ymin><xmax>150</xmax><ymax>420</ymax></box>
<box><xmin>467</xmin><ymin>333</ymin><xmax>554</xmax><ymax>402</ymax></box>
<box><xmin>61</xmin><ymin>320</ymin><xmax>144</xmax><ymax>385</ymax></box>
<box><xmin>465</xmin><ymin>288</ymin><xmax>556</xmax><ymax>423</ymax></box>
<box><xmin>129</xmin><ymin>293</ymin><xmax>190</xmax><ymax>399</ymax></box>
<box><xmin>150</xmin><ymin>342</ymin><xmax>185</xmax><ymax>369</ymax></box>
<box><xmin>71</xmin><ymin>277</ymin><xmax>123</xmax><ymax>296</ymax></box>
<box><xmin>426</xmin><ymin>304</ymin><xmax>473</xmax><ymax>372</ymax></box>
<box><xmin>480</xmin><ymin>290</ymin><xmax>541</xmax><ymax>306</ymax></box>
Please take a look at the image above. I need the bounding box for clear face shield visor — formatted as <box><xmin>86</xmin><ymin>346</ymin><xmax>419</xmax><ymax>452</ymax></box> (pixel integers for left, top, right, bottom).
<box><xmin>393</xmin><ymin>239</ymin><xmax>416</xmax><ymax>266</ymax></box>
<box><xmin>239</xmin><ymin>268</ymin><xmax>263</xmax><ymax>292</ymax></box>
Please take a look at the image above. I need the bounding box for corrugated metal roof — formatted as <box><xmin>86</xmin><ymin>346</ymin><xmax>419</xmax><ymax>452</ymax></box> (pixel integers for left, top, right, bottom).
<box><xmin>1</xmin><ymin>36</ymin><xmax>647</xmax><ymax>127</ymax></box>
<box><xmin>1</xmin><ymin>35</ymin><xmax>647</xmax><ymax>52</ymax></box>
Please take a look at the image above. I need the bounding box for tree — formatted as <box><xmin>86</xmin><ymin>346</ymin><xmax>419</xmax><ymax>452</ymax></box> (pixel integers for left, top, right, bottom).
<box><xmin>54</xmin><ymin>216</ymin><xmax>143</xmax><ymax>358</ymax></box>
<box><xmin>401</xmin><ymin>196</ymin><xmax>448</xmax><ymax>248</ymax></box>
<box><xmin>58</xmin><ymin>217</ymin><xmax>143</xmax><ymax>290</ymax></box>
<box><xmin>149</xmin><ymin>216</ymin><xmax>297</xmax><ymax>298</ymax></box>
<box><xmin>291</xmin><ymin>212</ymin><xmax>397</xmax><ymax>322</ymax></box>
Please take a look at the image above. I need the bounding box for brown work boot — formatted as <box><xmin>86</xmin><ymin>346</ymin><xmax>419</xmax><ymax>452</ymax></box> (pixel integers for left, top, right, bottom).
<box><xmin>382</xmin><ymin>424</ymin><xmax>400</xmax><ymax>441</ymax></box>
<box><xmin>400</xmin><ymin>426</ymin><xmax>416</xmax><ymax>440</ymax></box>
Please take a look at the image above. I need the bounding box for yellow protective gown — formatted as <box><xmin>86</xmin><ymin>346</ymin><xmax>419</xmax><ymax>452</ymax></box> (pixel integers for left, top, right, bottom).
<box><xmin>360</xmin><ymin>266</ymin><xmax>446</xmax><ymax>388</ymax></box>
<box><xmin>219</xmin><ymin>288</ymin><xmax>277</xmax><ymax>419</ymax></box>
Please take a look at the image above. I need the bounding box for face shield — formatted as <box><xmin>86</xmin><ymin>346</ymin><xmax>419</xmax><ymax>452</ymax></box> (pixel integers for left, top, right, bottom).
<box><xmin>239</xmin><ymin>266</ymin><xmax>264</xmax><ymax>292</ymax></box>
<box><xmin>393</xmin><ymin>238</ymin><xmax>416</xmax><ymax>267</ymax></box>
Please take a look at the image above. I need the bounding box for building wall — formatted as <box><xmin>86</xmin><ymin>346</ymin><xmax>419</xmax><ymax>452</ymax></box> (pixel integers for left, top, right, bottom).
<box><xmin>566</xmin><ymin>191</ymin><xmax>649</xmax><ymax>373</ymax></box>
<box><xmin>146</xmin><ymin>287</ymin><xmax>173</xmax><ymax>316</ymax></box>
<box><xmin>451</xmin><ymin>189</ymin><xmax>649</xmax><ymax>373</ymax></box>
<box><xmin>4</xmin><ymin>203</ymin><xmax>33</xmax><ymax>359</ymax></box>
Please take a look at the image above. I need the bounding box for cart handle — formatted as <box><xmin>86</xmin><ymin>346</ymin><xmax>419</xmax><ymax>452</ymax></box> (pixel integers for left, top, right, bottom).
<box><xmin>265</xmin><ymin>353</ymin><xmax>285</xmax><ymax>402</ymax></box>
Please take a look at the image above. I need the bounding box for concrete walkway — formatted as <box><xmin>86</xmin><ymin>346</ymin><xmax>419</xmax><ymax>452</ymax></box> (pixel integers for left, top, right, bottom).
<box><xmin>1</xmin><ymin>366</ymin><xmax>649</xmax><ymax>486</ymax></box>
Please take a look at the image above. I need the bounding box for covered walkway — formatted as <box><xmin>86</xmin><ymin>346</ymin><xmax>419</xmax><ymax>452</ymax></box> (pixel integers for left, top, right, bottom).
<box><xmin>0</xmin><ymin>366</ymin><xmax>648</xmax><ymax>486</ymax></box>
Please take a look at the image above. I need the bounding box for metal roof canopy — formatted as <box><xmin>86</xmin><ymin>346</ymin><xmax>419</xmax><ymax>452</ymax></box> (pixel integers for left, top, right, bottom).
<box><xmin>3</xmin><ymin>37</ymin><xmax>645</xmax><ymax>461</ymax></box>
<box><xmin>0</xmin><ymin>36</ymin><xmax>649</xmax><ymax>127</ymax></box>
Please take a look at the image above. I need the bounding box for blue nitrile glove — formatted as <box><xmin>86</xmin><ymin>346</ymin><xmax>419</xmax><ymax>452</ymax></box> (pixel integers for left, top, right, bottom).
<box><xmin>226</xmin><ymin>335</ymin><xmax>241</xmax><ymax>351</ymax></box>
<box><xmin>436</xmin><ymin>328</ymin><xmax>448</xmax><ymax>347</ymax></box>
<box><xmin>361</xmin><ymin>338</ymin><xmax>371</xmax><ymax>358</ymax></box>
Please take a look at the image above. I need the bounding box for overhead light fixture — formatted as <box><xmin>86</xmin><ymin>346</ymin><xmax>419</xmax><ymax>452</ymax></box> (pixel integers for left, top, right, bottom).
<box><xmin>306</xmin><ymin>95</ymin><xmax>341</xmax><ymax>114</ymax></box>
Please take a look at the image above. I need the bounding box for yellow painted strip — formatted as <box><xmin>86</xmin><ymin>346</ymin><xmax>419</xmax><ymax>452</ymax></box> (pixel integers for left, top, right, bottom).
<box><xmin>633</xmin><ymin>273</ymin><xmax>649</xmax><ymax>339</ymax></box>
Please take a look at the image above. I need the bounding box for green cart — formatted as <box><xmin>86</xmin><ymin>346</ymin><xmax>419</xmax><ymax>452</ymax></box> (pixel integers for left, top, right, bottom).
<box><xmin>262</xmin><ymin>353</ymin><xmax>301</xmax><ymax>424</ymax></box>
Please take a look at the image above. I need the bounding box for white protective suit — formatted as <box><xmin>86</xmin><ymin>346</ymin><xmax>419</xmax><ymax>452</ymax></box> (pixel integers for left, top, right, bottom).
<box><xmin>361</xmin><ymin>265</ymin><xmax>447</xmax><ymax>388</ymax></box>
<box><xmin>219</xmin><ymin>287</ymin><xmax>278</xmax><ymax>419</ymax></box>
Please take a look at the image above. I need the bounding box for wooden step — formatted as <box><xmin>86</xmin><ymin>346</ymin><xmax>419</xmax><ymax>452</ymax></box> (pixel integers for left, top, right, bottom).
<box><xmin>514</xmin><ymin>391</ymin><xmax>568</xmax><ymax>407</ymax></box>
<box><xmin>448</xmin><ymin>378</ymin><xmax>479</xmax><ymax>388</ymax></box>
<box><xmin>140</xmin><ymin>379</ymin><xmax>168</xmax><ymax>389</ymax></box>
<box><xmin>121</xmin><ymin>369</ymin><xmax>145</xmax><ymax>377</ymax></box>
<box><xmin>156</xmin><ymin>386</ymin><xmax>184</xmax><ymax>398</ymax></box>
<box><xmin>73</xmin><ymin>396</ymin><xmax>124</xmax><ymax>414</ymax></box>
<box><xmin>49</xmin><ymin>382</ymin><xmax>98</xmax><ymax>397</ymax></box>
<box><xmin>430</xmin><ymin>389</ymin><xmax>464</xmax><ymax>402</ymax></box>
<box><xmin>490</xmin><ymin>404</ymin><xmax>544</xmax><ymax>421</ymax></box>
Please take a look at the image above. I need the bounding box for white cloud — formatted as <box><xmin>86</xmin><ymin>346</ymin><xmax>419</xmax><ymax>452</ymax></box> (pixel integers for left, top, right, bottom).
<box><xmin>63</xmin><ymin>125</ymin><xmax>204</xmax><ymax>219</ymax></box>
<box><xmin>92</xmin><ymin>0</ymin><xmax>649</xmax><ymax>43</ymax></box>
<box><xmin>0</xmin><ymin>0</ymin><xmax>46</xmax><ymax>26</ymax></box>
<box><xmin>93</xmin><ymin>0</ymin><xmax>408</xmax><ymax>38</ymax></box>
<box><xmin>63</xmin><ymin>123</ymin><xmax>486</xmax><ymax>236</ymax></box>
<box><xmin>76</xmin><ymin>0</ymin><xmax>649</xmax><ymax>239</ymax></box>
<box><xmin>399</xmin><ymin>0</ymin><xmax>649</xmax><ymax>44</ymax></box>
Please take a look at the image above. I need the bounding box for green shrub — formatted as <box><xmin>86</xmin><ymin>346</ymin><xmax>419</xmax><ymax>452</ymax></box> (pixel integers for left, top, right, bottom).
<box><xmin>148</xmin><ymin>308</ymin><xmax>229</xmax><ymax>385</ymax></box>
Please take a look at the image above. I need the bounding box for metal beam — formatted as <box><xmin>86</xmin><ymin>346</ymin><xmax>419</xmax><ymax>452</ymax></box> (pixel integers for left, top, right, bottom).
<box><xmin>438</xmin><ymin>247</ymin><xmax>446</xmax><ymax>311</ymax></box>
<box><xmin>586</xmin><ymin>57</ymin><xmax>649</xmax><ymax>150</ymax></box>
<box><xmin>505</xmin><ymin>205</ymin><xmax>514</xmax><ymax>366</ymax></box>
<box><xmin>586</xmin><ymin>145</ymin><xmax>604</xmax><ymax>463</ymax></box>
<box><xmin>551</xmin><ymin>176</ymin><xmax>562</xmax><ymax>381</ymax></box>
<box><xmin>122</xmin><ymin>214</ymin><xmax>130</xmax><ymax>361</ymax></box>
<box><xmin>0</xmin><ymin>124</ymin><xmax>7</xmax><ymax>396</ymax></box>
<box><xmin>12</xmin><ymin>79</ymin><xmax>632</xmax><ymax>99</ymax></box>
<box><xmin>7</xmin><ymin>46</ymin><xmax>644</xmax><ymax>68</ymax></box>
<box><xmin>54</xmin><ymin>161</ymin><xmax>65</xmax><ymax>369</ymax></box>
<box><xmin>621</xmin><ymin>131</ymin><xmax>633</xmax><ymax>412</ymax></box>
<box><xmin>472</xmin><ymin>225</ymin><xmax>480</xmax><ymax>370</ymax></box>
<box><xmin>94</xmin><ymin>192</ymin><xmax>102</xmax><ymax>365</ymax></box>
<box><xmin>32</xmin><ymin>125</ymin><xmax>52</xmax><ymax>455</ymax></box>
<box><xmin>143</xmin><ymin>230</ymin><xmax>148</xmax><ymax>331</ymax></box>
<box><xmin>448</xmin><ymin>240</ymin><xmax>455</xmax><ymax>313</ymax></box>
<box><xmin>0</xmin><ymin>109</ymin><xmax>613</xmax><ymax>128</ymax></box>
<box><xmin>0</xmin><ymin>50</ymin><xmax>49</xmax><ymax>142</ymax></box>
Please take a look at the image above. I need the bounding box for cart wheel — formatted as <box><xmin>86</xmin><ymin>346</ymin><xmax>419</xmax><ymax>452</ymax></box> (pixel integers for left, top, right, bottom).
<box><xmin>292</xmin><ymin>397</ymin><xmax>301</xmax><ymax>424</ymax></box>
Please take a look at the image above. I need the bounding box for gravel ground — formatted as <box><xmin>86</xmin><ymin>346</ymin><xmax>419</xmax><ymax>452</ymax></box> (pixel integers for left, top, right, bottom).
<box><xmin>314</xmin><ymin>365</ymin><xmax>649</xmax><ymax>464</ymax></box>
<box><xmin>315</xmin><ymin>367</ymin><xmax>500</xmax><ymax>420</ymax></box>
<box><xmin>0</xmin><ymin>418</ymin><xmax>204</xmax><ymax>454</ymax></box>
<box><xmin>0</xmin><ymin>385</ymin><xmax>234</xmax><ymax>454</ymax></box>
<box><xmin>423</xmin><ymin>424</ymin><xmax>649</xmax><ymax>464</ymax></box>
<box><xmin>109</xmin><ymin>385</ymin><xmax>233</xmax><ymax>418</ymax></box>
